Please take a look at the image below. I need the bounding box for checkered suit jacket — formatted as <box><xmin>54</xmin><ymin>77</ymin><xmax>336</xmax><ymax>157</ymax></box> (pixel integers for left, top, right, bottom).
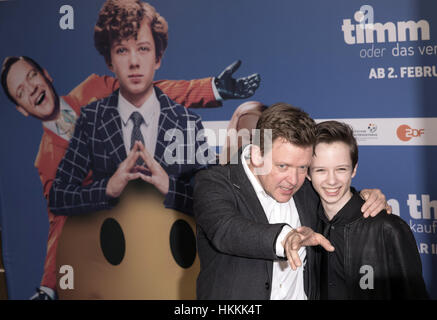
<box><xmin>48</xmin><ymin>86</ymin><xmax>213</xmax><ymax>216</ymax></box>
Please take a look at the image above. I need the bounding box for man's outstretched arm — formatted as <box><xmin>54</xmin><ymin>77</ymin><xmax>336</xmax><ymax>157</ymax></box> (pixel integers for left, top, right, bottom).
<box><xmin>156</xmin><ymin>60</ymin><xmax>261</xmax><ymax>108</ymax></box>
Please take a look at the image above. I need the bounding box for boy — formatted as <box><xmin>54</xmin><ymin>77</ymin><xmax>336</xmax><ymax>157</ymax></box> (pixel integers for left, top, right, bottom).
<box><xmin>49</xmin><ymin>0</ymin><xmax>214</xmax><ymax>216</ymax></box>
<box><xmin>308</xmin><ymin>120</ymin><xmax>428</xmax><ymax>299</ymax></box>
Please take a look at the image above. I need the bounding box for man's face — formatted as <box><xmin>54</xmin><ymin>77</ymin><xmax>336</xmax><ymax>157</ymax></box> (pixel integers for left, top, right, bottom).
<box><xmin>109</xmin><ymin>20</ymin><xmax>161</xmax><ymax>106</ymax></box>
<box><xmin>253</xmin><ymin>138</ymin><xmax>313</xmax><ymax>203</ymax></box>
<box><xmin>308</xmin><ymin>141</ymin><xmax>357</xmax><ymax>212</ymax></box>
<box><xmin>6</xmin><ymin>59</ymin><xmax>58</xmax><ymax>120</ymax></box>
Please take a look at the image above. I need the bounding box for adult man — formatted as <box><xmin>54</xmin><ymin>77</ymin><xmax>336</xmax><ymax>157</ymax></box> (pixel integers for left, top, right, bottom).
<box><xmin>1</xmin><ymin>44</ymin><xmax>258</xmax><ymax>301</ymax></box>
<box><xmin>193</xmin><ymin>103</ymin><xmax>388</xmax><ymax>300</ymax></box>
<box><xmin>307</xmin><ymin>120</ymin><xmax>428</xmax><ymax>299</ymax></box>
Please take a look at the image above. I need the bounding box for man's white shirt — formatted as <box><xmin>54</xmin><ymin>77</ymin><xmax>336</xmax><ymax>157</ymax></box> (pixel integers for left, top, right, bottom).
<box><xmin>43</xmin><ymin>97</ymin><xmax>77</xmax><ymax>141</ymax></box>
<box><xmin>118</xmin><ymin>90</ymin><xmax>160</xmax><ymax>157</ymax></box>
<box><xmin>241</xmin><ymin>145</ymin><xmax>307</xmax><ymax>300</ymax></box>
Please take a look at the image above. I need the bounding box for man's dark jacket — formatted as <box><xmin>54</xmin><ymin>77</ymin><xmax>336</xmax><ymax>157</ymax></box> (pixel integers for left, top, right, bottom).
<box><xmin>193</xmin><ymin>159</ymin><xmax>321</xmax><ymax>300</ymax></box>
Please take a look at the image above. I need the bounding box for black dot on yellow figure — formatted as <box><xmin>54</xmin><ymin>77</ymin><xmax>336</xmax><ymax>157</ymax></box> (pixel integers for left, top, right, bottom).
<box><xmin>169</xmin><ymin>219</ymin><xmax>196</xmax><ymax>269</ymax></box>
<box><xmin>100</xmin><ymin>218</ymin><xmax>125</xmax><ymax>266</ymax></box>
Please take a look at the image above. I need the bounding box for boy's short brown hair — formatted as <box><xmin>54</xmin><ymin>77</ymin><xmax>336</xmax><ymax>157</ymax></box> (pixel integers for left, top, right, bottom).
<box><xmin>314</xmin><ymin>120</ymin><xmax>359</xmax><ymax>168</ymax></box>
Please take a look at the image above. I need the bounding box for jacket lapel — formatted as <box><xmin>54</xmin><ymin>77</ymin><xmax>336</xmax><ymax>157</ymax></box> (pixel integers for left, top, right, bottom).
<box><xmin>294</xmin><ymin>188</ymin><xmax>307</xmax><ymax>227</ymax></box>
<box><xmin>98</xmin><ymin>90</ymin><xmax>127</xmax><ymax>167</ymax></box>
<box><xmin>154</xmin><ymin>87</ymin><xmax>172</xmax><ymax>167</ymax></box>
<box><xmin>229</xmin><ymin>158</ymin><xmax>274</xmax><ymax>286</ymax></box>
<box><xmin>293</xmin><ymin>179</ymin><xmax>315</xmax><ymax>229</ymax></box>
<box><xmin>229</xmin><ymin>159</ymin><xmax>269</xmax><ymax>224</ymax></box>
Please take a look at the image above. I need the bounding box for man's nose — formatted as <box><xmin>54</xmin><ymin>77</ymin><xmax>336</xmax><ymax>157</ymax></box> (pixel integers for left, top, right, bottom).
<box><xmin>26</xmin><ymin>80</ymin><xmax>38</xmax><ymax>97</ymax></box>
<box><xmin>285</xmin><ymin>169</ymin><xmax>298</xmax><ymax>186</ymax></box>
<box><xmin>129</xmin><ymin>50</ymin><xmax>140</xmax><ymax>68</ymax></box>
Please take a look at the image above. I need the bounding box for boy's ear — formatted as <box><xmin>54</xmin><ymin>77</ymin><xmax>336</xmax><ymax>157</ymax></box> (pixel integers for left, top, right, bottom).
<box><xmin>154</xmin><ymin>55</ymin><xmax>162</xmax><ymax>70</ymax></box>
<box><xmin>352</xmin><ymin>163</ymin><xmax>358</xmax><ymax>178</ymax></box>
<box><xmin>106</xmin><ymin>56</ymin><xmax>113</xmax><ymax>72</ymax></box>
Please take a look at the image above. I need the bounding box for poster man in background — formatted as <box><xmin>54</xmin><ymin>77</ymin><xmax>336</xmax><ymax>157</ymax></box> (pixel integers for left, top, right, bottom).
<box><xmin>1</xmin><ymin>35</ymin><xmax>259</xmax><ymax>302</ymax></box>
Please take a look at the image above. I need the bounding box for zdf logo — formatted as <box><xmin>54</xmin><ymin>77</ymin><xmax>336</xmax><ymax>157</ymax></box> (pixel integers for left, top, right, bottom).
<box><xmin>396</xmin><ymin>124</ymin><xmax>424</xmax><ymax>141</ymax></box>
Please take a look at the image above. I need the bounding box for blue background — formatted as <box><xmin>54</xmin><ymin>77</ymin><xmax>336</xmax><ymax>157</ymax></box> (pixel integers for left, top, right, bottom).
<box><xmin>0</xmin><ymin>0</ymin><xmax>436</xmax><ymax>299</ymax></box>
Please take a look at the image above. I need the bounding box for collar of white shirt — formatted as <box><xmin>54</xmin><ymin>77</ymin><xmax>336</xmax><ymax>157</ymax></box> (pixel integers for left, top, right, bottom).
<box><xmin>118</xmin><ymin>89</ymin><xmax>159</xmax><ymax>128</ymax></box>
<box><xmin>241</xmin><ymin>144</ymin><xmax>268</xmax><ymax>198</ymax></box>
<box><xmin>43</xmin><ymin>97</ymin><xmax>76</xmax><ymax>141</ymax></box>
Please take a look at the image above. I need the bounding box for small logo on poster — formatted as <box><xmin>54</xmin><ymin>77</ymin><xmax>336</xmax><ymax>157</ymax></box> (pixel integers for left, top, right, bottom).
<box><xmin>351</xmin><ymin>121</ymin><xmax>378</xmax><ymax>143</ymax></box>
<box><xmin>368</xmin><ymin>123</ymin><xmax>377</xmax><ymax>133</ymax></box>
<box><xmin>396</xmin><ymin>124</ymin><xmax>424</xmax><ymax>141</ymax></box>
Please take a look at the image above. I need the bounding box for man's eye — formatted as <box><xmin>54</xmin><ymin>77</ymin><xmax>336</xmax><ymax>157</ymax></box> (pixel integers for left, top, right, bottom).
<box><xmin>30</xmin><ymin>70</ymin><xmax>37</xmax><ymax>78</ymax></box>
<box><xmin>139</xmin><ymin>46</ymin><xmax>150</xmax><ymax>52</ymax></box>
<box><xmin>298</xmin><ymin>166</ymin><xmax>308</xmax><ymax>173</ymax></box>
<box><xmin>116</xmin><ymin>47</ymin><xmax>127</xmax><ymax>54</ymax></box>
